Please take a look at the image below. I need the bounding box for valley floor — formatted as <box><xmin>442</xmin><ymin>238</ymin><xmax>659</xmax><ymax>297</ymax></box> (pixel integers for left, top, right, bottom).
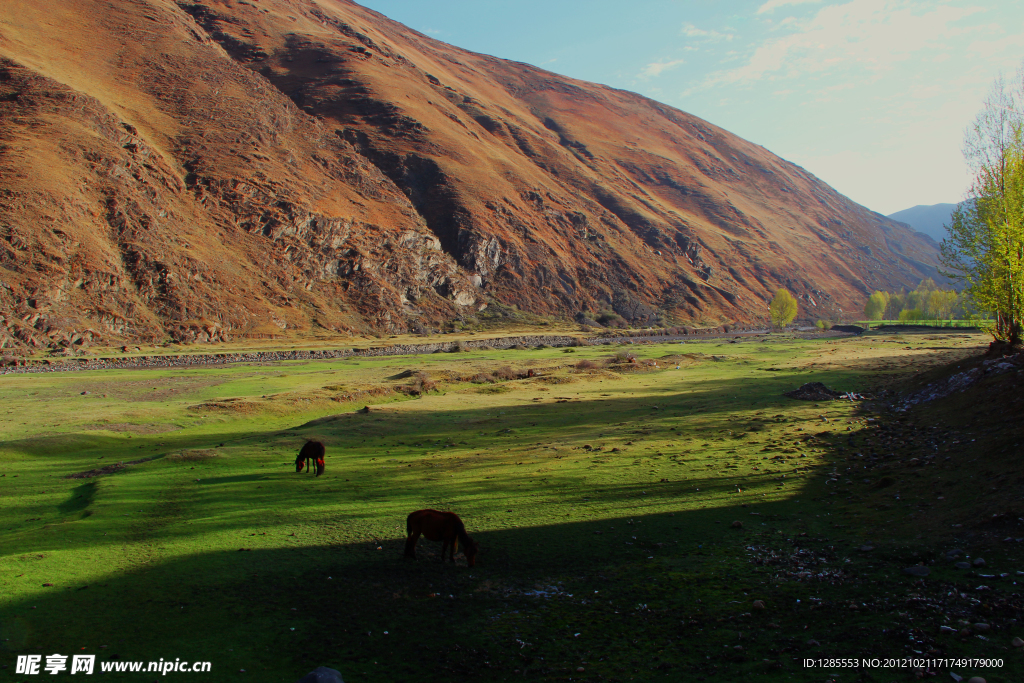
<box><xmin>0</xmin><ymin>330</ymin><xmax>1020</xmax><ymax>682</ymax></box>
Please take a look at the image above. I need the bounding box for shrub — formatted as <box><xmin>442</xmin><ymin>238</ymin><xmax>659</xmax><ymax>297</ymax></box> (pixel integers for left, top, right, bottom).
<box><xmin>493</xmin><ymin>366</ymin><xmax>517</xmax><ymax>381</ymax></box>
<box><xmin>404</xmin><ymin>371</ymin><xmax>437</xmax><ymax>395</ymax></box>
<box><xmin>575</xmin><ymin>359</ymin><xmax>599</xmax><ymax>370</ymax></box>
<box><xmin>597</xmin><ymin>312</ymin><xmax>628</xmax><ymax>328</ymax></box>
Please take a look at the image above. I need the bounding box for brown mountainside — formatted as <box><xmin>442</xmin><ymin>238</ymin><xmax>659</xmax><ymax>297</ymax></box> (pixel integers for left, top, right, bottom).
<box><xmin>0</xmin><ymin>0</ymin><xmax>939</xmax><ymax>348</ymax></box>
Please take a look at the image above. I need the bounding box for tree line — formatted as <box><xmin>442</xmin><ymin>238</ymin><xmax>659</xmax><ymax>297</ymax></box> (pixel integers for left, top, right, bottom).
<box><xmin>863</xmin><ymin>279</ymin><xmax>967</xmax><ymax>322</ymax></box>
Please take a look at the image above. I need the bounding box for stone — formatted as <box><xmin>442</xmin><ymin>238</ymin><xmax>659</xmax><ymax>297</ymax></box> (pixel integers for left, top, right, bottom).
<box><xmin>972</xmin><ymin>557</ymin><xmax>986</xmax><ymax>567</ymax></box>
<box><xmin>972</xmin><ymin>623</ymin><xmax>990</xmax><ymax>632</ymax></box>
<box><xmin>857</xmin><ymin>545</ymin><xmax>874</xmax><ymax>551</ymax></box>
<box><xmin>902</xmin><ymin>565</ymin><xmax>930</xmax><ymax>577</ymax></box>
<box><xmin>1012</xmin><ymin>637</ymin><xmax>1023</xmax><ymax>647</ymax></box>
<box><xmin>967</xmin><ymin>678</ymin><xmax>986</xmax><ymax>683</ymax></box>
<box><xmin>945</xmin><ymin>548</ymin><xmax>964</xmax><ymax>559</ymax></box>
<box><xmin>731</xmin><ymin>521</ymin><xmax>743</xmax><ymax>529</ymax></box>
<box><xmin>752</xmin><ymin>600</ymin><xmax>766</xmax><ymax>610</ymax></box>
<box><xmin>954</xmin><ymin>562</ymin><xmax>971</xmax><ymax>570</ymax></box>
<box><xmin>806</xmin><ymin>639</ymin><xmax>820</xmax><ymax>646</ymax></box>
<box><xmin>576</xmin><ymin>667</ymin><xmax>585</xmax><ymax>673</ymax></box>
<box><xmin>296</xmin><ymin>667</ymin><xmax>345</xmax><ymax>683</ymax></box>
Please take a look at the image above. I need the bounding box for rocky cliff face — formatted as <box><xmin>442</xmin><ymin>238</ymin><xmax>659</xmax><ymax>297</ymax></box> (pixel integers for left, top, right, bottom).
<box><xmin>0</xmin><ymin>0</ymin><xmax>940</xmax><ymax>349</ymax></box>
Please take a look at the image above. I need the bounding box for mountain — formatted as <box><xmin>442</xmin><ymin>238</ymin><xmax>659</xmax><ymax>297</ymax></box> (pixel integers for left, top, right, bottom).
<box><xmin>887</xmin><ymin>203</ymin><xmax>961</xmax><ymax>243</ymax></box>
<box><xmin>0</xmin><ymin>0</ymin><xmax>942</xmax><ymax>349</ymax></box>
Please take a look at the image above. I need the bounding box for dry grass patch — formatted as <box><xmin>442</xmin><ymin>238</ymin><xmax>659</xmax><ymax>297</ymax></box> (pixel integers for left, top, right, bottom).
<box><xmin>167</xmin><ymin>449</ymin><xmax>218</xmax><ymax>462</ymax></box>
<box><xmin>82</xmin><ymin>422</ymin><xmax>181</xmax><ymax>434</ymax></box>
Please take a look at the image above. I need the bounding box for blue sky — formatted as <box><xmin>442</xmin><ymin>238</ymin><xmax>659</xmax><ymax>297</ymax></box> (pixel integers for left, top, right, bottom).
<box><xmin>356</xmin><ymin>0</ymin><xmax>1024</xmax><ymax>215</ymax></box>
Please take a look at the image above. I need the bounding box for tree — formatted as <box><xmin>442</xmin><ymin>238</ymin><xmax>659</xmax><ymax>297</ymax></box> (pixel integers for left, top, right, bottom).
<box><xmin>884</xmin><ymin>291</ymin><xmax>906</xmax><ymax>320</ymax></box>
<box><xmin>926</xmin><ymin>289</ymin><xmax>958</xmax><ymax>320</ymax></box>
<box><xmin>769</xmin><ymin>288</ymin><xmax>798</xmax><ymax>329</ymax></box>
<box><xmin>864</xmin><ymin>291</ymin><xmax>889</xmax><ymax>320</ymax></box>
<box><xmin>940</xmin><ymin>67</ymin><xmax>1024</xmax><ymax>345</ymax></box>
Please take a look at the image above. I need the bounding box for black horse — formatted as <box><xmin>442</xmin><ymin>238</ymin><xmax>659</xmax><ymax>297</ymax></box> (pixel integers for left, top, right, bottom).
<box><xmin>295</xmin><ymin>440</ymin><xmax>326</xmax><ymax>477</ymax></box>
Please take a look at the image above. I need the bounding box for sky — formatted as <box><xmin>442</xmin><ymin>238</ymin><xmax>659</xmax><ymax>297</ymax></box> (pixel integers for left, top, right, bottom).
<box><xmin>356</xmin><ymin>0</ymin><xmax>1024</xmax><ymax>216</ymax></box>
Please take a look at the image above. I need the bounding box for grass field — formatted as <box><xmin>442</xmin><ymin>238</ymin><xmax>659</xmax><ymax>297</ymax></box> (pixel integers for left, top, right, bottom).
<box><xmin>1</xmin><ymin>331</ymin><xmax>1020</xmax><ymax>682</ymax></box>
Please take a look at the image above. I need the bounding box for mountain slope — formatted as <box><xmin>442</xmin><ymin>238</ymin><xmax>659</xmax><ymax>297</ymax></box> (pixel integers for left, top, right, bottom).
<box><xmin>887</xmin><ymin>203</ymin><xmax>960</xmax><ymax>243</ymax></box>
<box><xmin>0</xmin><ymin>0</ymin><xmax>941</xmax><ymax>349</ymax></box>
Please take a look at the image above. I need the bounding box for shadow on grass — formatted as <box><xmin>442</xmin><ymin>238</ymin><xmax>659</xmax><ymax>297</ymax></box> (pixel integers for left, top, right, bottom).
<box><xmin>5</xmin><ymin>341</ymin><xmax>1014</xmax><ymax>681</ymax></box>
<box><xmin>57</xmin><ymin>481</ymin><xmax>97</xmax><ymax>517</ymax></box>
<box><xmin>0</xmin><ymin>489</ymin><xmax>827</xmax><ymax>683</ymax></box>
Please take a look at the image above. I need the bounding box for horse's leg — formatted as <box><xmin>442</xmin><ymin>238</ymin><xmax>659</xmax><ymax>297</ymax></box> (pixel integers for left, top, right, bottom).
<box><xmin>440</xmin><ymin>537</ymin><xmax>448</xmax><ymax>563</ymax></box>
<box><xmin>404</xmin><ymin>532</ymin><xmax>420</xmax><ymax>559</ymax></box>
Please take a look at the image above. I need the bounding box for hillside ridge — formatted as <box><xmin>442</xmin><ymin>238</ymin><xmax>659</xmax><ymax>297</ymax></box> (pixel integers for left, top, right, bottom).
<box><xmin>0</xmin><ymin>0</ymin><xmax>940</xmax><ymax>350</ymax></box>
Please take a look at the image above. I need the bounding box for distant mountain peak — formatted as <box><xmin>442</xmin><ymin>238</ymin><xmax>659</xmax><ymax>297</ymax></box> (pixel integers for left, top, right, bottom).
<box><xmin>887</xmin><ymin>203</ymin><xmax>963</xmax><ymax>243</ymax></box>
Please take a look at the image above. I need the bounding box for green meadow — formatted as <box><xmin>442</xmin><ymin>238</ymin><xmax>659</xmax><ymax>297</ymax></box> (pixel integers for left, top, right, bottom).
<box><xmin>1</xmin><ymin>332</ymin><xmax>1019</xmax><ymax>682</ymax></box>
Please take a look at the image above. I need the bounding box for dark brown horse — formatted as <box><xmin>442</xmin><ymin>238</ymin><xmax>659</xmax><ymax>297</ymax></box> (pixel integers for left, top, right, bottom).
<box><xmin>404</xmin><ymin>509</ymin><xmax>479</xmax><ymax>567</ymax></box>
<box><xmin>296</xmin><ymin>440</ymin><xmax>326</xmax><ymax>477</ymax></box>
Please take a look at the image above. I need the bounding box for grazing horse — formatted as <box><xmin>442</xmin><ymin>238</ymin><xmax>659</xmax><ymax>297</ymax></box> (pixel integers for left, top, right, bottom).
<box><xmin>296</xmin><ymin>440</ymin><xmax>326</xmax><ymax>477</ymax></box>
<box><xmin>405</xmin><ymin>509</ymin><xmax>479</xmax><ymax>567</ymax></box>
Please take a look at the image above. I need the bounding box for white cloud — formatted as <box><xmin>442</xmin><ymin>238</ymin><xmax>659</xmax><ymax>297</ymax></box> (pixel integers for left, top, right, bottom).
<box><xmin>681</xmin><ymin>22</ymin><xmax>733</xmax><ymax>41</ymax></box>
<box><xmin>756</xmin><ymin>0</ymin><xmax>822</xmax><ymax>15</ymax></box>
<box><xmin>660</xmin><ymin>1</ymin><xmax>1021</xmax><ymax>211</ymax></box>
<box><xmin>705</xmin><ymin>1</ymin><xmax>981</xmax><ymax>88</ymax></box>
<box><xmin>640</xmin><ymin>59</ymin><xmax>686</xmax><ymax>79</ymax></box>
